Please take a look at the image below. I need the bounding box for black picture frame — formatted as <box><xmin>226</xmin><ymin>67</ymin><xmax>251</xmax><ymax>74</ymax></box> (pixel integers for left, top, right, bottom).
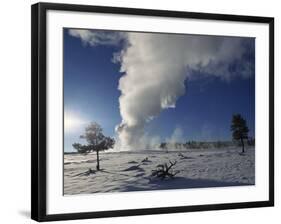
<box><xmin>31</xmin><ymin>2</ymin><xmax>274</xmax><ymax>222</ymax></box>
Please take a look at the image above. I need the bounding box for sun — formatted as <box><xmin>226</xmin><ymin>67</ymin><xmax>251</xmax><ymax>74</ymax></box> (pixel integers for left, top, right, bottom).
<box><xmin>64</xmin><ymin>112</ymin><xmax>85</xmax><ymax>132</ymax></box>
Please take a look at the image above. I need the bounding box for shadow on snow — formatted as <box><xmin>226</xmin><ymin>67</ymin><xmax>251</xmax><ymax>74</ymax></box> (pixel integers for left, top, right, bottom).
<box><xmin>120</xmin><ymin>177</ymin><xmax>253</xmax><ymax>192</ymax></box>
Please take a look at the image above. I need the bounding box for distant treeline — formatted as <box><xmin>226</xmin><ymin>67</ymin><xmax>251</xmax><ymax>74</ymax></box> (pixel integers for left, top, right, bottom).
<box><xmin>159</xmin><ymin>138</ymin><xmax>255</xmax><ymax>150</ymax></box>
<box><xmin>64</xmin><ymin>138</ymin><xmax>255</xmax><ymax>154</ymax></box>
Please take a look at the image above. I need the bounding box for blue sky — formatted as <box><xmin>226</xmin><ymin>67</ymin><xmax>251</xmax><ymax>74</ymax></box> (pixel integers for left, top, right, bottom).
<box><xmin>63</xmin><ymin>28</ymin><xmax>255</xmax><ymax>152</ymax></box>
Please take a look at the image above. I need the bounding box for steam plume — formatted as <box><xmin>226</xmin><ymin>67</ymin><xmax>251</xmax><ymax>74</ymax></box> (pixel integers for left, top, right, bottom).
<box><xmin>68</xmin><ymin>29</ymin><xmax>254</xmax><ymax>150</ymax></box>
<box><xmin>115</xmin><ymin>33</ymin><xmax>253</xmax><ymax>150</ymax></box>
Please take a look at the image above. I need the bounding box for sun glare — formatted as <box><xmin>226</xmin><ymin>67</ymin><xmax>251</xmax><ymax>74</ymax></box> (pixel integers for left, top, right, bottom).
<box><xmin>64</xmin><ymin>112</ymin><xmax>85</xmax><ymax>132</ymax></box>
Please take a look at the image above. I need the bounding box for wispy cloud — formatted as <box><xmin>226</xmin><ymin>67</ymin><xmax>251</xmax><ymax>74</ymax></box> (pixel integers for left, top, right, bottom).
<box><xmin>68</xmin><ymin>29</ymin><xmax>127</xmax><ymax>46</ymax></box>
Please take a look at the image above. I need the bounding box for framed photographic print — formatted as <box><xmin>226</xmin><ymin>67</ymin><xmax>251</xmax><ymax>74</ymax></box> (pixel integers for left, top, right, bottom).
<box><xmin>31</xmin><ymin>2</ymin><xmax>274</xmax><ymax>222</ymax></box>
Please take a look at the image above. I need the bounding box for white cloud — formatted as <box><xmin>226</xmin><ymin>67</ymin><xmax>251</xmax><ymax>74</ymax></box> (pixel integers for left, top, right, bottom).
<box><xmin>68</xmin><ymin>29</ymin><xmax>127</xmax><ymax>46</ymax></box>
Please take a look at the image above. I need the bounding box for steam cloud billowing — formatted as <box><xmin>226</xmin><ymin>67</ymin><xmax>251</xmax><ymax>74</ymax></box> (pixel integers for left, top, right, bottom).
<box><xmin>69</xmin><ymin>29</ymin><xmax>254</xmax><ymax>150</ymax></box>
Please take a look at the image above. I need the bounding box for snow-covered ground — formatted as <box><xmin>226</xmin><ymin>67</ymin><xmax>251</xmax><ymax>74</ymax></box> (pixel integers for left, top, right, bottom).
<box><xmin>64</xmin><ymin>147</ymin><xmax>255</xmax><ymax>195</ymax></box>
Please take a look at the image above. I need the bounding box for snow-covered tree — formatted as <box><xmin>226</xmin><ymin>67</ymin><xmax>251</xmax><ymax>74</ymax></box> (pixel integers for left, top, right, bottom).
<box><xmin>72</xmin><ymin>122</ymin><xmax>115</xmax><ymax>170</ymax></box>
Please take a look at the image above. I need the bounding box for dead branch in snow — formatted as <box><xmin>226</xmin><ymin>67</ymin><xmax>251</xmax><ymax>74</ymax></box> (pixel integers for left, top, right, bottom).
<box><xmin>151</xmin><ymin>160</ymin><xmax>180</xmax><ymax>179</ymax></box>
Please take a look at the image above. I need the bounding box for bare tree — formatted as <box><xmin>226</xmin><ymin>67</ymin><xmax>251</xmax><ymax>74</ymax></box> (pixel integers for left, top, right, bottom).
<box><xmin>72</xmin><ymin>122</ymin><xmax>115</xmax><ymax>170</ymax></box>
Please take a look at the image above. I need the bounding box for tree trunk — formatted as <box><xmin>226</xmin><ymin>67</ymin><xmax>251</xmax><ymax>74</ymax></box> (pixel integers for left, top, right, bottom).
<box><xmin>240</xmin><ymin>138</ymin><xmax>245</xmax><ymax>153</ymax></box>
<box><xmin>96</xmin><ymin>150</ymin><xmax>100</xmax><ymax>170</ymax></box>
